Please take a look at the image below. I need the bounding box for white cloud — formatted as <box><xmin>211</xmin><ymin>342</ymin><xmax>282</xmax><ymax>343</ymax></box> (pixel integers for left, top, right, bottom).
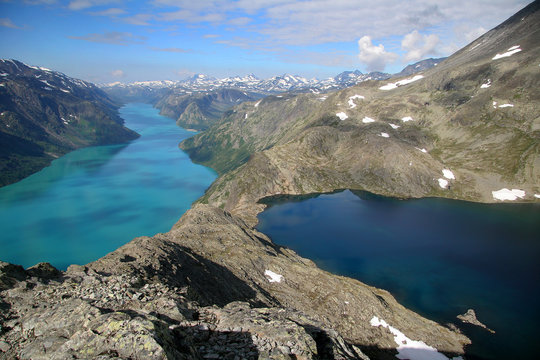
<box><xmin>111</xmin><ymin>69</ymin><xmax>124</xmax><ymax>77</ymax></box>
<box><xmin>0</xmin><ymin>18</ymin><xmax>23</xmax><ymax>29</ymax></box>
<box><xmin>24</xmin><ymin>0</ymin><xmax>58</xmax><ymax>4</ymax></box>
<box><xmin>91</xmin><ymin>8</ymin><xmax>127</xmax><ymax>17</ymax></box>
<box><xmin>68</xmin><ymin>32</ymin><xmax>146</xmax><ymax>45</ymax></box>
<box><xmin>358</xmin><ymin>36</ymin><xmax>398</xmax><ymax>72</ymax></box>
<box><xmin>401</xmin><ymin>30</ymin><xmax>439</xmax><ymax>62</ymax></box>
<box><xmin>153</xmin><ymin>0</ymin><xmax>525</xmax><ymax>48</ymax></box>
<box><xmin>123</xmin><ymin>14</ymin><xmax>154</xmax><ymax>26</ymax></box>
<box><xmin>68</xmin><ymin>0</ymin><xmax>120</xmax><ymax>11</ymax></box>
<box><xmin>151</xmin><ymin>47</ymin><xmax>192</xmax><ymax>53</ymax></box>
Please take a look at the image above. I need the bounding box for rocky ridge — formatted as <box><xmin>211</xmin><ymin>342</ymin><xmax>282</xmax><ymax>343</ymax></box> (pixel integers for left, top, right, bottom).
<box><xmin>0</xmin><ymin>204</ymin><xmax>469</xmax><ymax>359</ymax></box>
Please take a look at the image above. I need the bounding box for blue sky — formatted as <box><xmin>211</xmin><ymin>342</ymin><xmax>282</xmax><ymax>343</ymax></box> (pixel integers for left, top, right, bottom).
<box><xmin>0</xmin><ymin>0</ymin><xmax>529</xmax><ymax>83</ymax></box>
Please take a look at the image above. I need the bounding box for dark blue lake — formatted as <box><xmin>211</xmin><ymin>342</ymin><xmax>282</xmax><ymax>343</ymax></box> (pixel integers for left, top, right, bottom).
<box><xmin>0</xmin><ymin>103</ymin><xmax>216</xmax><ymax>270</ymax></box>
<box><xmin>257</xmin><ymin>190</ymin><xmax>540</xmax><ymax>360</ymax></box>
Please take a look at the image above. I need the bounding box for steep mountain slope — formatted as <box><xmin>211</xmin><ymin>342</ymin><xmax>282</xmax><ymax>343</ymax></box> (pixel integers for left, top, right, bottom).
<box><xmin>0</xmin><ymin>60</ymin><xmax>139</xmax><ymax>186</ymax></box>
<box><xmin>181</xmin><ymin>1</ymin><xmax>540</xmax><ymax>225</ymax></box>
<box><xmin>155</xmin><ymin>88</ymin><xmax>261</xmax><ymax>130</ymax></box>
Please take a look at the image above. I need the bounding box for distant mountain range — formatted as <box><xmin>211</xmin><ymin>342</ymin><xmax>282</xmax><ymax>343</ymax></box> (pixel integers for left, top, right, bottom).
<box><xmin>0</xmin><ymin>59</ymin><xmax>138</xmax><ymax>186</ymax></box>
<box><xmin>101</xmin><ymin>58</ymin><xmax>446</xmax><ymax>96</ymax></box>
<box><xmin>102</xmin><ymin>58</ymin><xmax>446</xmax><ymax>131</ymax></box>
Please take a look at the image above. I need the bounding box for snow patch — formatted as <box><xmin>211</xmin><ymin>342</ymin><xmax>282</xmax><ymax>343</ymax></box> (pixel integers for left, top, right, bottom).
<box><xmin>498</xmin><ymin>103</ymin><xmax>514</xmax><ymax>108</ymax></box>
<box><xmin>60</xmin><ymin>88</ymin><xmax>70</xmax><ymax>93</ymax></box>
<box><xmin>264</xmin><ymin>270</ymin><xmax>283</xmax><ymax>283</ymax></box>
<box><xmin>244</xmin><ymin>113</ymin><xmax>248</xmax><ymax>119</ymax></box>
<box><xmin>493</xmin><ymin>101</ymin><xmax>497</xmax><ymax>108</ymax></box>
<box><xmin>379</xmin><ymin>75</ymin><xmax>424</xmax><ymax>91</ymax></box>
<box><xmin>415</xmin><ymin>147</ymin><xmax>427</xmax><ymax>153</ymax></box>
<box><xmin>438</xmin><ymin>178</ymin><xmax>449</xmax><ymax>189</ymax></box>
<box><xmin>534</xmin><ymin>194</ymin><xmax>540</xmax><ymax>199</ymax></box>
<box><xmin>362</xmin><ymin>116</ymin><xmax>375</xmax><ymax>123</ymax></box>
<box><xmin>318</xmin><ymin>96</ymin><xmax>328</xmax><ymax>101</ymax></box>
<box><xmin>379</xmin><ymin>132</ymin><xmax>389</xmax><ymax>138</ymax></box>
<box><xmin>480</xmin><ymin>79</ymin><xmax>491</xmax><ymax>88</ymax></box>
<box><xmin>254</xmin><ymin>100</ymin><xmax>261</xmax><ymax>107</ymax></box>
<box><xmin>389</xmin><ymin>123</ymin><xmax>400</xmax><ymax>129</ymax></box>
<box><xmin>442</xmin><ymin>169</ymin><xmax>455</xmax><ymax>180</ymax></box>
<box><xmin>348</xmin><ymin>94</ymin><xmax>365</xmax><ymax>108</ymax></box>
<box><xmin>401</xmin><ymin>116</ymin><xmax>413</xmax><ymax>122</ymax></box>
<box><xmin>370</xmin><ymin>316</ymin><xmax>453</xmax><ymax>360</ymax></box>
<box><xmin>492</xmin><ymin>188</ymin><xmax>526</xmax><ymax>201</ymax></box>
<box><xmin>492</xmin><ymin>46</ymin><xmax>522</xmax><ymax>60</ymax></box>
<box><xmin>336</xmin><ymin>112</ymin><xmax>348</xmax><ymax>120</ymax></box>
<box><xmin>0</xmin><ymin>73</ymin><xmax>8</xmax><ymax>77</ymax></box>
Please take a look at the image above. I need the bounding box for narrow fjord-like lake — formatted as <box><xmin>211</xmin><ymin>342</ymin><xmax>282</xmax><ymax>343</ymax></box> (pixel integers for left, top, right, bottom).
<box><xmin>257</xmin><ymin>190</ymin><xmax>540</xmax><ymax>360</ymax></box>
<box><xmin>0</xmin><ymin>103</ymin><xmax>216</xmax><ymax>270</ymax></box>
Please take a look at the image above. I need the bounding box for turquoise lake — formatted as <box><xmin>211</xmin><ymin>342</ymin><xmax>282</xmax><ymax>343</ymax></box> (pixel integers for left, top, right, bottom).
<box><xmin>0</xmin><ymin>103</ymin><xmax>216</xmax><ymax>270</ymax></box>
<box><xmin>257</xmin><ymin>190</ymin><xmax>540</xmax><ymax>360</ymax></box>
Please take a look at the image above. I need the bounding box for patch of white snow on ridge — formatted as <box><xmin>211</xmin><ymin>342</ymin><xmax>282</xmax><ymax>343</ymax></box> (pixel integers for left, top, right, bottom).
<box><xmin>389</xmin><ymin>123</ymin><xmax>400</xmax><ymax>129</ymax></box>
<box><xmin>254</xmin><ymin>100</ymin><xmax>261</xmax><ymax>107</ymax></box>
<box><xmin>264</xmin><ymin>270</ymin><xmax>283</xmax><ymax>283</ymax></box>
<box><xmin>442</xmin><ymin>169</ymin><xmax>455</xmax><ymax>180</ymax></box>
<box><xmin>534</xmin><ymin>194</ymin><xmax>540</xmax><ymax>199</ymax></box>
<box><xmin>415</xmin><ymin>147</ymin><xmax>427</xmax><ymax>153</ymax></box>
<box><xmin>348</xmin><ymin>94</ymin><xmax>365</xmax><ymax>108</ymax></box>
<box><xmin>492</xmin><ymin>188</ymin><xmax>526</xmax><ymax>201</ymax></box>
<box><xmin>318</xmin><ymin>96</ymin><xmax>328</xmax><ymax>101</ymax></box>
<box><xmin>480</xmin><ymin>79</ymin><xmax>491</xmax><ymax>88</ymax></box>
<box><xmin>362</xmin><ymin>116</ymin><xmax>375</xmax><ymax>123</ymax></box>
<box><xmin>492</xmin><ymin>46</ymin><xmax>522</xmax><ymax>60</ymax></box>
<box><xmin>438</xmin><ymin>178</ymin><xmax>449</xmax><ymax>189</ymax></box>
<box><xmin>244</xmin><ymin>113</ymin><xmax>248</xmax><ymax>119</ymax></box>
<box><xmin>401</xmin><ymin>116</ymin><xmax>413</xmax><ymax>122</ymax></box>
<box><xmin>498</xmin><ymin>103</ymin><xmax>514</xmax><ymax>108</ymax></box>
<box><xmin>60</xmin><ymin>88</ymin><xmax>70</xmax><ymax>93</ymax></box>
<box><xmin>380</xmin><ymin>132</ymin><xmax>389</xmax><ymax>138</ymax></box>
<box><xmin>379</xmin><ymin>75</ymin><xmax>424</xmax><ymax>91</ymax></box>
<box><xmin>336</xmin><ymin>112</ymin><xmax>348</xmax><ymax>120</ymax></box>
<box><xmin>0</xmin><ymin>73</ymin><xmax>8</xmax><ymax>77</ymax></box>
<box><xmin>370</xmin><ymin>316</ymin><xmax>451</xmax><ymax>360</ymax></box>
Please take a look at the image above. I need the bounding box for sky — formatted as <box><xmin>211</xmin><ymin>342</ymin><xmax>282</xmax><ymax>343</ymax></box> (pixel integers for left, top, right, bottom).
<box><xmin>0</xmin><ymin>0</ymin><xmax>530</xmax><ymax>83</ymax></box>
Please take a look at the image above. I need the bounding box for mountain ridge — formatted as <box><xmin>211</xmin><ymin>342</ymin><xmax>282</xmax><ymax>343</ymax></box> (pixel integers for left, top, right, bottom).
<box><xmin>100</xmin><ymin>57</ymin><xmax>445</xmax><ymax>97</ymax></box>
